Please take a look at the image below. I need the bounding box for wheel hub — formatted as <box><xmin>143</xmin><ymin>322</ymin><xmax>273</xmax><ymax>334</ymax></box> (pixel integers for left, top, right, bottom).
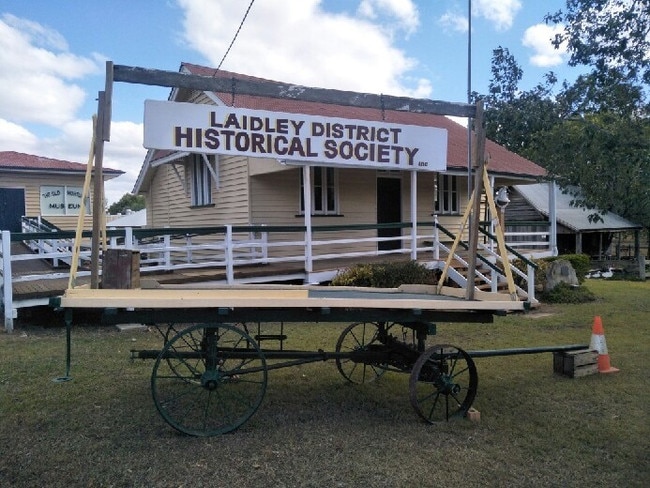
<box><xmin>436</xmin><ymin>374</ymin><xmax>461</xmax><ymax>395</ymax></box>
<box><xmin>201</xmin><ymin>370</ymin><xmax>221</xmax><ymax>390</ymax></box>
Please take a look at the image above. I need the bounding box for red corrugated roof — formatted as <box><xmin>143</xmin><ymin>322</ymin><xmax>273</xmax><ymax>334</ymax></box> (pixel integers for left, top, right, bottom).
<box><xmin>180</xmin><ymin>62</ymin><xmax>546</xmax><ymax>179</ymax></box>
<box><xmin>0</xmin><ymin>151</ymin><xmax>123</xmax><ymax>176</ymax></box>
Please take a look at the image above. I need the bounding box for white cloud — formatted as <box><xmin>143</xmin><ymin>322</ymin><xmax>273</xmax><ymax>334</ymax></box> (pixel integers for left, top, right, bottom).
<box><xmin>439</xmin><ymin>0</ymin><xmax>520</xmax><ymax>34</ymax></box>
<box><xmin>0</xmin><ymin>14</ymin><xmax>100</xmax><ymax>126</ymax></box>
<box><xmin>357</xmin><ymin>0</ymin><xmax>419</xmax><ymax>35</ymax></box>
<box><xmin>40</xmin><ymin>118</ymin><xmax>146</xmax><ymax>204</ymax></box>
<box><xmin>104</xmin><ymin>121</ymin><xmax>148</xmax><ymax>204</ymax></box>
<box><xmin>522</xmin><ymin>23</ymin><xmax>567</xmax><ymax>67</ymax></box>
<box><xmin>438</xmin><ymin>12</ymin><xmax>468</xmax><ymax>34</ymax></box>
<box><xmin>0</xmin><ymin>119</ymin><xmax>39</xmax><ymax>152</ymax></box>
<box><xmin>177</xmin><ymin>0</ymin><xmax>428</xmax><ymax>98</ymax></box>
<box><xmin>474</xmin><ymin>0</ymin><xmax>521</xmax><ymax>31</ymax></box>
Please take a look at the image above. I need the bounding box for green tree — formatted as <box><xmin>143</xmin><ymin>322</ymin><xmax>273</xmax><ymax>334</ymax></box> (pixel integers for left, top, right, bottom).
<box><xmin>538</xmin><ymin>113</ymin><xmax>650</xmax><ymax>228</ymax></box>
<box><xmin>545</xmin><ymin>0</ymin><xmax>650</xmax><ymax>98</ymax></box>
<box><xmin>478</xmin><ymin>1</ymin><xmax>650</xmax><ymax>233</ymax></box>
<box><xmin>476</xmin><ymin>47</ymin><xmax>562</xmax><ymax>159</ymax></box>
<box><xmin>107</xmin><ymin>193</ymin><xmax>145</xmax><ymax>215</ymax></box>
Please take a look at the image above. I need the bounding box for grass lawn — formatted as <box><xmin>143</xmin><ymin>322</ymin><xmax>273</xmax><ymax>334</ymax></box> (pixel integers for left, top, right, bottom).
<box><xmin>0</xmin><ymin>280</ymin><xmax>648</xmax><ymax>487</ymax></box>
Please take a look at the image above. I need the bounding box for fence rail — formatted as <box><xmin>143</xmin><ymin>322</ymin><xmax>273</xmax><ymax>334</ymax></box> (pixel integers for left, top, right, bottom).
<box><xmin>2</xmin><ymin>220</ymin><xmax>549</xmax><ymax>331</ymax></box>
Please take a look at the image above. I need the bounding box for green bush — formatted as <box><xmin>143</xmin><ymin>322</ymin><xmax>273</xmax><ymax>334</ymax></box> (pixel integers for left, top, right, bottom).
<box><xmin>539</xmin><ymin>282</ymin><xmax>597</xmax><ymax>303</ymax></box>
<box><xmin>330</xmin><ymin>260</ymin><xmax>437</xmax><ymax>288</ymax></box>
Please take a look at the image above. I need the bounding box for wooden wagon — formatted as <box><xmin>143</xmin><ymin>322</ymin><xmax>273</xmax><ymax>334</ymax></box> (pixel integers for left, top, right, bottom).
<box><xmin>53</xmin><ymin>284</ymin><xmax>566</xmax><ymax>436</ymax></box>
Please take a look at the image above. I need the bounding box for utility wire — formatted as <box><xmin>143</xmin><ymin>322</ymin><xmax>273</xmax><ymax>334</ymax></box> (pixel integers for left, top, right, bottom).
<box><xmin>215</xmin><ymin>0</ymin><xmax>256</xmax><ymax>73</ymax></box>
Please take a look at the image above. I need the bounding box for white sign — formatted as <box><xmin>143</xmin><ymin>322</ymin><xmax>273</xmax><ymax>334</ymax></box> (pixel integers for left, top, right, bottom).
<box><xmin>144</xmin><ymin>100</ymin><xmax>447</xmax><ymax>171</ymax></box>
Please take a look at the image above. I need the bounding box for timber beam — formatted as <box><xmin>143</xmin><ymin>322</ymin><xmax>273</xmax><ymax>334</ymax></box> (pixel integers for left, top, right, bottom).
<box><xmin>112</xmin><ymin>64</ymin><xmax>477</xmax><ymax>119</ymax></box>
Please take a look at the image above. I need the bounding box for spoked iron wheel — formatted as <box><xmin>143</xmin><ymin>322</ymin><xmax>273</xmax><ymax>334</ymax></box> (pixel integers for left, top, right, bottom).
<box><xmin>409</xmin><ymin>344</ymin><xmax>477</xmax><ymax>423</ymax></box>
<box><xmin>335</xmin><ymin>322</ymin><xmax>393</xmax><ymax>384</ymax></box>
<box><xmin>151</xmin><ymin>323</ymin><xmax>267</xmax><ymax>436</ymax></box>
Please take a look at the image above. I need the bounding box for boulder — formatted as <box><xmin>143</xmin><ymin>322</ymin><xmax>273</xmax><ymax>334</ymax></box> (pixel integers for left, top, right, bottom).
<box><xmin>544</xmin><ymin>259</ymin><xmax>579</xmax><ymax>292</ymax></box>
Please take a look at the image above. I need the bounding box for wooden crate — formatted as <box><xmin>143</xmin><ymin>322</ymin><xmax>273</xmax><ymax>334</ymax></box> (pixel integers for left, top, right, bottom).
<box><xmin>102</xmin><ymin>249</ymin><xmax>140</xmax><ymax>289</ymax></box>
<box><xmin>553</xmin><ymin>349</ymin><xmax>598</xmax><ymax>378</ymax></box>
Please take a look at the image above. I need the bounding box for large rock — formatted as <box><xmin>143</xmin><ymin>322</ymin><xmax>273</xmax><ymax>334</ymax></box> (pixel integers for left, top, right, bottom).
<box><xmin>545</xmin><ymin>259</ymin><xmax>579</xmax><ymax>291</ymax></box>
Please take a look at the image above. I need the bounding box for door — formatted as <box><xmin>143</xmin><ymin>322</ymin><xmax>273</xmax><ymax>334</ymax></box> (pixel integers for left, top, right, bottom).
<box><xmin>0</xmin><ymin>188</ymin><xmax>26</xmax><ymax>232</ymax></box>
<box><xmin>377</xmin><ymin>176</ymin><xmax>402</xmax><ymax>251</ymax></box>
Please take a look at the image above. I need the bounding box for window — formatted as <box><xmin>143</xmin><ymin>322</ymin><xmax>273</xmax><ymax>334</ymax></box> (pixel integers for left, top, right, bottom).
<box><xmin>190</xmin><ymin>154</ymin><xmax>213</xmax><ymax>206</ymax></box>
<box><xmin>435</xmin><ymin>174</ymin><xmax>459</xmax><ymax>214</ymax></box>
<box><xmin>300</xmin><ymin>167</ymin><xmax>339</xmax><ymax>215</ymax></box>
<box><xmin>40</xmin><ymin>186</ymin><xmax>90</xmax><ymax>216</ymax></box>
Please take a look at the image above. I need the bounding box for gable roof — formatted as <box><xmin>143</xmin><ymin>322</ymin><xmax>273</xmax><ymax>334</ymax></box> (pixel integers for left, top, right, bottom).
<box><xmin>0</xmin><ymin>151</ymin><xmax>123</xmax><ymax>179</ymax></box>
<box><xmin>180</xmin><ymin>62</ymin><xmax>546</xmax><ymax>179</ymax></box>
<box><xmin>513</xmin><ymin>183</ymin><xmax>641</xmax><ymax>232</ymax></box>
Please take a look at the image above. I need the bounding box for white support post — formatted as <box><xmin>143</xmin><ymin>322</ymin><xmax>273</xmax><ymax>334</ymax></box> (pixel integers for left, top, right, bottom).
<box><xmin>2</xmin><ymin>231</ymin><xmax>14</xmax><ymax>332</ymax></box>
<box><xmin>52</xmin><ymin>236</ymin><xmax>60</xmax><ymax>268</ymax></box>
<box><xmin>226</xmin><ymin>225</ymin><xmax>234</xmax><ymax>284</ymax></box>
<box><xmin>527</xmin><ymin>264</ymin><xmax>536</xmax><ymax>302</ymax></box>
<box><xmin>125</xmin><ymin>227</ymin><xmax>133</xmax><ymax>250</ymax></box>
<box><xmin>549</xmin><ymin>181</ymin><xmax>558</xmax><ymax>255</ymax></box>
<box><xmin>185</xmin><ymin>234</ymin><xmax>192</xmax><ymax>263</ymax></box>
<box><xmin>410</xmin><ymin>171</ymin><xmax>418</xmax><ymax>260</ymax></box>
<box><xmin>303</xmin><ymin>165</ymin><xmax>313</xmax><ymax>274</ymax></box>
<box><xmin>261</xmin><ymin>227</ymin><xmax>268</xmax><ymax>264</ymax></box>
<box><xmin>164</xmin><ymin>234</ymin><xmax>171</xmax><ymax>269</ymax></box>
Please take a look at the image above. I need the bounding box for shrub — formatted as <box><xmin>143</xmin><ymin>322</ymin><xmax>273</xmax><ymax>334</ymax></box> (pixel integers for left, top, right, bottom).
<box><xmin>330</xmin><ymin>260</ymin><xmax>437</xmax><ymax>288</ymax></box>
<box><xmin>539</xmin><ymin>282</ymin><xmax>597</xmax><ymax>303</ymax></box>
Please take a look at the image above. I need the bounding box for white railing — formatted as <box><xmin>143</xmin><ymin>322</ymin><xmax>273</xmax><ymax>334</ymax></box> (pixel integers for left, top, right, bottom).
<box><xmin>2</xmin><ymin>222</ymin><xmax>544</xmax><ymax>331</ymax></box>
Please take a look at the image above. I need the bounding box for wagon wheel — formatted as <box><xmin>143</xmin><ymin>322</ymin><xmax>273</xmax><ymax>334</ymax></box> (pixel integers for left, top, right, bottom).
<box><xmin>335</xmin><ymin>322</ymin><xmax>393</xmax><ymax>384</ymax></box>
<box><xmin>161</xmin><ymin>322</ymin><xmax>250</xmax><ymax>378</ymax></box>
<box><xmin>409</xmin><ymin>344</ymin><xmax>477</xmax><ymax>423</ymax></box>
<box><xmin>151</xmin><ymin>323</ymin><xmax>267</xmax><ymax>436</ymax></box>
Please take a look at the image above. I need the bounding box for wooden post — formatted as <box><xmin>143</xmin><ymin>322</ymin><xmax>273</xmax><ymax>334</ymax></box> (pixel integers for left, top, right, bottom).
<box><xmin>466</xmin><ymin>100</ymin><xmax>485</xmax><ymax>300</ymax></box>
<box><xmin>639</xmin><ymin>255</ymin><xmax>646</xmax><ymax>281</ymax></box>
<box><xmin>90</xmin><ymin>63</ymin><xmax>115</xmax><ymax>288</ymax></box>
<box><xmin>91</xmin><ymin>91</ymin><xmax>106</xmax><ymax>289</ymax></box>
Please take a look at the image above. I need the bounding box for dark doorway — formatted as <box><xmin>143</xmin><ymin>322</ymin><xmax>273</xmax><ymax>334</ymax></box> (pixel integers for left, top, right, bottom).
<box><xmin>0</xmin><ymin>188</ymin><xmax>26</xmax><ymax>232</ymax></box>
<box><xmin>377</xmin><ymin>176</ymin><xmax>402</xmax><ymax>251</ymax></box>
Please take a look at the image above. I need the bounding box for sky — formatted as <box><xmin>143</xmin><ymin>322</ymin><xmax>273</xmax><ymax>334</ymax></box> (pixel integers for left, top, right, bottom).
<box><xmin>0</xmin><ymin>0</ymin><xmax>579</xmax><ymax>205</ymax></box>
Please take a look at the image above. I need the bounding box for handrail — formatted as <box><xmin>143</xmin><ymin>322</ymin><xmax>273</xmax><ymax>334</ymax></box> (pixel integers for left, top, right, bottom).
<box><xmin>434</xmin><ymin>222</ymin><xmax>503</xmax><ymax>274</ymax></box>
<box><xmin>478</xmin><ymin>227</ymin><xmax>538</xmax><ymax>269</ymax></box>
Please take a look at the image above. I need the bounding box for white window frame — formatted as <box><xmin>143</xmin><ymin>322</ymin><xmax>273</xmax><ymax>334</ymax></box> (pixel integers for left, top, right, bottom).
<box><xmin>435</xmin><ymin>174</ymin><xmax>459</xmax><ymax>215</ymax></box>
<box><xmin>300</xmin><ymin>166</ymin><xmax>339</xmax><ymax>215</ymax></box>
<box><xmin>190</xmin><ymin>154</ymin><xmax>213</xmax><ymax>206</ymax></box>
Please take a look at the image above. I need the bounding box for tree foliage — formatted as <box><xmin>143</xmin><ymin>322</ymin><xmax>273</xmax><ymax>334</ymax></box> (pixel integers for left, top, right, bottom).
<box><xmin>478</xmin><ymin>1</ymin><xmax>650</xmax><ymax>230</ymax></box>
<box><xmin>538</xmin><ymin>113</ymin><xmax>650</xmax><ymax>227</ymax></box>
<box><xmin>107</xmin><ymin>193</ymin><xmax>145</xmax><ymax>215</ymax></box>
<box><xmin>477</xmin><ymin>47</ymin><xmax>562</xmax><ymax>160</ymax></box>
<box><xmin>545</xmin><ymin>0</ymin><xmax>650</xmax><ymax>93</ymax></box>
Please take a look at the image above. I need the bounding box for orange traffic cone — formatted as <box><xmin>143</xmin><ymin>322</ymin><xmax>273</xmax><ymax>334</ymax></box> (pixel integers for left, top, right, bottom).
<box><xmin>589</xmin><ymin>316</ymin><xmax>619</xmax><ymax>374</ymax></box>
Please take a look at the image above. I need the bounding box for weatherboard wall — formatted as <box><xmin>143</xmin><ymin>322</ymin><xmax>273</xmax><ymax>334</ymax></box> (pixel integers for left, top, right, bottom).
<box><xmin>0</xmin><ymin>170</ymin><xmax>96</xmax><ymax>231</ymax></box>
